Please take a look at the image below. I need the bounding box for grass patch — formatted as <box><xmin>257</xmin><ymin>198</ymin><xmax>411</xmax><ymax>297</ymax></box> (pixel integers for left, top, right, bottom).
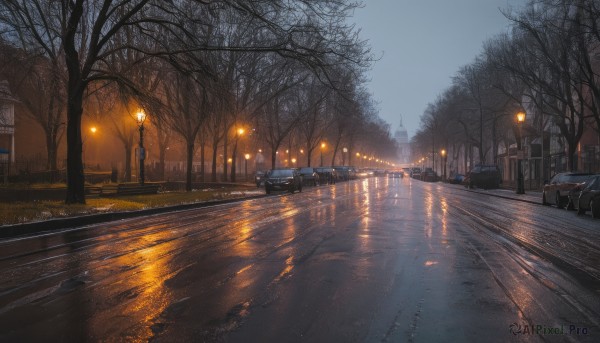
<box><xmin>0</xmin><ymin>186</ymin><xmax>262</xmax><ymax>226</ymax></box>
<box><xmin>0</xmin><ymin>183</ymin><xmax>68</xmax><ymax>189</ymax></box>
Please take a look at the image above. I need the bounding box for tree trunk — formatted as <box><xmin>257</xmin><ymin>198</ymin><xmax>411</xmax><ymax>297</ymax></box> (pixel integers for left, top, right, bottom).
<box><xmin>46</xmin><ymin>132</ymin><xmax>59</xmax><ymax>183</ymax></box>
<box><xmin>158</xmin><ymin>147</ymin><xmax>166</xmax><ymax>181</ymax></box>
<box><xmin>307</xmin><ymin>146</ymin><xmax>314</xmax><ymax>167</ymax></box>
<box><xmin>331</xmin><ymin>137</ymin><xmax>341</xmax><ymax>166</ymax></box>
<box><xmin>200</xmin><ymin>144</ymin><xmax>205</xmax><ymax>183</ymax></box>
<box><xmin>46</xmin><ymin>134</ymin><xmax>58</xmax><ymax>172</ymax></box>
<box><xmin>567</xmin><ymin>141</ymin><xmax>577</xmax><ymax>172</ymax></box>
<box><xmin>211</xmin><ymin>139</ymin><xmax>218</xmax><ymax>182</ymax></box>
<box><xmin>230</xmin><ymin>139</ymin><xmax>238</xmax><ymax>182</ymax></box>
<box><xmin>65</xmin><ymin>85</ymin><xmax>85</xmax><ymax>204</ymax></box>
<box><xmin>64</xmin><ymin>2</ymin><xmax>86</xmax><ymax>204</ymax></box>
<box><xmin>223</xmin><ymin>134</ymin><xmax>228</xmax><ymax>182</ymax></box>
<box><xmin>124</xmin><ymin>146</ymin><xmax>132</xmax><ymax>182</ymax></box>
<box><xmin>186</xmin><ymin>143</ymin><xmax>194</xmax><ymax>191</ymax></box>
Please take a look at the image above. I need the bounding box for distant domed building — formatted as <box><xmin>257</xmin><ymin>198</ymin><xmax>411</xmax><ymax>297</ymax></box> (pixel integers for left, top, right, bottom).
<box><xmin>393</xmin><ymin>116</ymin><xmax>411</xmax><ymax>165</ymax></box>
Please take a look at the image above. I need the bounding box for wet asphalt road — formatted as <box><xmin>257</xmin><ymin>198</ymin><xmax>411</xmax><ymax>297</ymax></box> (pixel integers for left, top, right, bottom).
<box><xmin>1</xmin><ymin>177</ymin><xmax>599</xmax><ymax>342</ymax></box>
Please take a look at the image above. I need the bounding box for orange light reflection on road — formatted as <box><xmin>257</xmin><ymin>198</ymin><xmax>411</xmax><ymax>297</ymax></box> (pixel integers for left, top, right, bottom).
<box><xmin>440</xmin><ymin>196</ymin><xmax>448</xmax><ymax>237</ymax></box>
<box><xmin>232</xmin><ymin>201</ymin><xmax>257</xmax><ymax>257</ymax></box>
<box><xmin>100</xmin><ymin>229</ymin><xmax>175</xmax><ymax>341</ymax></box>
<box><xmin>424</xmin><ymin>191</ymin><xmax>433</xmax><ymax>239</ymax></box>
<box><xmin>275</xmin><ymin>255</ymin><xmax>295</xmax><ymax>282</ymax></box>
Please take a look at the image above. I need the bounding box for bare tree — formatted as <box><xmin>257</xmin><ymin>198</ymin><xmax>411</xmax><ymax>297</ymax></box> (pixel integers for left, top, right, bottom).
<box><xmin>0</xmin><ymin>0</ymin><xmax>372</xmax><ymax>203</ymax></box>
<box><xmin>506</xmin><ymin>2</ymin><xmax>588</xmax><ymax>171</ymax></box>
<box><xmin>0</xmin><ymin>40</ymin><xmax>66</xmax><ymax>173</ymax></box>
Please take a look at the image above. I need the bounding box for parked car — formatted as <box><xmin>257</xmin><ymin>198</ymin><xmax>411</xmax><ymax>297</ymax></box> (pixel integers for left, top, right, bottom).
<box><xmin>255</xmin><ymin>171</ymin><xmax>267</xmax><ymax>187</ymax></box>
<box><xmin>421</xmin><ymin>168</ymin><xmax>437</xmax><ymax>182</ymax></box>
<box><xmin>264</xmin><ymin>168</ymin><xmax>303</xmax><ymax>194</ymax></box>
<box><xmin>357</xmin><ymin>169</ymin><xmax>371</xmax><ymax>178</ymax></box>
<box><xmin>315</xmin><ymin>167</ymin><xmax>337</xmax><ymax>184</ymax></box>
<box><xmin>567</xmin><ymin>174</ymin><xmax>600</xmax><ymax>218</ymax></box>
<box><xmin>299</xmin><ymin>167</ymin><xmax>320</xmax><ymax>186</ymax></box>
<box><xmin>465</xmin><ymin>164</ymin><xmax>502</xmax><ymax>189</ymax></box>
<box><xmin>448</xmin><ymin>174</ymin><xmax>465</xmax><ymax>184</ymax></box>
<box><xmin>333</xmin><ymin>166</ymin><xmax>356</xmax><ymax>181</ymax></box>
<box><xmin>542</xmin><ymin>172</ymin><xmax>593</xmax><ymax>208</ymax></box>
<box><xmin>411</xmin><ymin>168</ymin><xmax>422</xmax><ymax>180</ymax></box>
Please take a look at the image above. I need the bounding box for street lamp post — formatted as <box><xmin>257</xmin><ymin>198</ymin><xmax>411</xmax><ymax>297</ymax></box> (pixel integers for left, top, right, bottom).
<box><xmin>441</xmin><ymin>149</ymin><xmax>446</xmax><ymax>181</ymax></box>
<box><xmin>320</xmin><ymin>142</ymin><xmax>326</xmax><ymax>167</ymax></box>
<box><xmin>83</xmin><ymin>126</ymin><xmax>98</xmax><ymax>170</ymax></box>
<box><xmin>136</xmin><ymin>110</ymin><xmax>147</xmax><ymax>185</ymax></box>
<box><xmin>231</xmin><ymin>128</ymin><xmax>244</xmax><ymax>182</ymax></box>
<box><xmin>516</xmin><ymin>111</ymin><xmax>526</xmax><ymax>194</ymax></box>
<box><xmin>244</xmin><ymin>153</ymin><xmax>250</xmax><ymax>181</ymax></box>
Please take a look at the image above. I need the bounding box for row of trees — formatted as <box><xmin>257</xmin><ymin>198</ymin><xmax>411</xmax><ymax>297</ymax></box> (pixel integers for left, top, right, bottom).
<box><xmin>412</xmin><ymin>0</ymin><xmax>600</xmax><ymax>176</ymax></box>
<box><xmin>0</xmin><ymin>0</ymin><xmax>398</xmax><ymax>203</ymax></box>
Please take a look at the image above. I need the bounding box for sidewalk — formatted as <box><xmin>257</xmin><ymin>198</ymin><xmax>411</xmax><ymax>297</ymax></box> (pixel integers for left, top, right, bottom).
<box><xmin>463</xmin><ymin>186</ymin><xmax>542</xmax><ymax>205</ymax></box>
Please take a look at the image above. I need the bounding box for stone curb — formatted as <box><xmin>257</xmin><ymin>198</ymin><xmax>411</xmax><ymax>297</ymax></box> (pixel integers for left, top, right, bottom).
<box><xmin>0</xmin><ymin>194</ymin><xmax>267</xmax><ymax>240</ymax></box>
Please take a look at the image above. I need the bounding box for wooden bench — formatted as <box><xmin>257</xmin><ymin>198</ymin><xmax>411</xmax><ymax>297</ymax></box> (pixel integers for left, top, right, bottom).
<box><xmin>101</xmin><ymin>183</ymin><xmax>161</xmax><ymax>196</ymax></box>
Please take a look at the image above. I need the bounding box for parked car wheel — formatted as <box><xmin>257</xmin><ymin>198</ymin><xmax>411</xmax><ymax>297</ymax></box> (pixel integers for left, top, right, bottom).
<box><xmin>542</xmin><ymin>192</ymin><xmax>549</xmax><ymax>206</ymax></box>
<box><xmin>592</xmin><ymin>199</ymin><xmax>600</xmax><ymax>219</ymax></box>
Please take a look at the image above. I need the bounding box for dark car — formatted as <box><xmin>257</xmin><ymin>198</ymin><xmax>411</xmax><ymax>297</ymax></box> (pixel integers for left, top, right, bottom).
<box><xmin>255</xmin><ymin>171</ymin><xmax>267</xmax><ymax>187</ymax></box>
<box><xmin>421</xmin><ymin>168</ymin><xmax>437</xmax><ymax>182</ymax></box>
<box><xmin>411</xmin><ymin>167</ymin><xmax>422</xmax><ymax>180</ymax></box>
<box><xmin>299</xmin><ymin>167</ymin><xmax>320</xmax><ymax>186</ymax></box>
<box><xmin>465</xmin><ymin>164</ymin><xmax>501</xmax><ymax>189</ymax></box>
<box><xmin>334</xmin><ymin>166</ymin><xmax>356</xmax><ymax>181</ymax></box>
<box><xmin>542</xmin><ymin>172</ymin><xmax>593</xmax><ymax>208</ymax></box>
<box><xmin>568</xmin><ymin>175</ymin><xmax>600</xmax><ymax>218</ymax></box>
<box><xmin>264</xmin><ymin>168</ymin><xmax>303</xmax><ymax>194</ymax></box>
<box><xmin>315</xmin><ymin>167</ymin><xmax>337</xmax><ymax>184</ymax></box>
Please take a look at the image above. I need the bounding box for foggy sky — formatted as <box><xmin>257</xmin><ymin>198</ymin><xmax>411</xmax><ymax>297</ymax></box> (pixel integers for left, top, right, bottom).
<box><xmin>352</xmin><ymin>0</ymin><xmax>526</xmax><ymax>139</ymax></box>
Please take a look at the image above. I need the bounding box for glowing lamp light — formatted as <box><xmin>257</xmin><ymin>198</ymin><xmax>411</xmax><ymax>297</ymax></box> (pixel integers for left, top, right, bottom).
<box><xmin>136</xmin><ymin>110</ymin><xmax>146</xmax><ymax>124</ymax></box>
